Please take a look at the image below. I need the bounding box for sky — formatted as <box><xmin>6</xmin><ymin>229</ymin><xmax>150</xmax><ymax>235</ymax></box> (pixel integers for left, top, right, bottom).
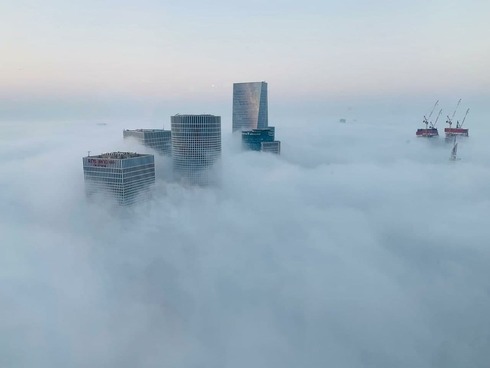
<box><xmin>1</xmin><ymin>0</ymin><xmax>489</xmax><ymax>120</ymax></box>
<box><xmin>1</xmin><ymin>118</ymin><xmax>490</xmax><ymax>367</ymax></box>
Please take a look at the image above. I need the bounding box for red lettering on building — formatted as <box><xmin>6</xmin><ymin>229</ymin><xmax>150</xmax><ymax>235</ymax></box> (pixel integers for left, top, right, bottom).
<box><xmin>87</xmin><ymin>158</ymin><xmax>116</xmax><ymax>167</ymax></box>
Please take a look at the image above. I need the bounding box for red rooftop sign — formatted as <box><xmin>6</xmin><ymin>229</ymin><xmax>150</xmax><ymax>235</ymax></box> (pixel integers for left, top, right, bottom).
<box><xmin>87</xmin><ymin>158</ymin><xmax>117</xmax><ymax>167</ymax></box>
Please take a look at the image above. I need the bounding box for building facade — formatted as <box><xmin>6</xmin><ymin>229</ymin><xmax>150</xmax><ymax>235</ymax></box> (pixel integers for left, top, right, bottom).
<box><xmin>171</xmin><ymin>114</ymin><xmax>221</xmax><ymax>185</ymax></box>
<box><xmin>232</xmin><ymin>81</ymin><xmax>268</xmax><ymax>132</ymax></box>
<box><xmin>242</xmin><ymin>127</ymin><xmax>275</xmax><ymax>151</ymax></box>
<box><xmin>123</xmin><ymin>129</ymin><xmax>171</xmax><ymax>155</ymax></box>
<box><xmin>242</xmin><ymin>127</ymin><xmax>280</xmax><ymax>154</ymax></box>
<box><xmin>82</xmin><ymin>152</ymin><xmax>155</xmax><ymax>205</ymax></box>
<box><xmin>261</xmin><ymin>141</ymin><xmax>281</xmax><ymax>154</ymax></box>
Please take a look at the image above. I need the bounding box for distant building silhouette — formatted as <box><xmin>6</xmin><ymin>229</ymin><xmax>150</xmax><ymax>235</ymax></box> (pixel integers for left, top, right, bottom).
<box><xmin>232</xmin><ymin>81</ymin><xmax>268</xmax><ymax>132</ymax></box>
<box><xmin>82</xmin><ymin>152</ymin><xmax>155</xmax><ymax>205</ymax></box>
<box><xmin>171</xmin><ymin>114</ymin><xmax>221</xmax><ymax>185</ymax></box>
<box><xmin>123</xmin><ymin>129</ymin><xmax>171</xmax><ymax>155</ymax></box>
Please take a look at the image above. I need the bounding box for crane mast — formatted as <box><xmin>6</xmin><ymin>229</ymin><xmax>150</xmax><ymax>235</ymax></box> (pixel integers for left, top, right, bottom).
<box><xmin>450</xmin><ymin>137</ymin><xmax>458</xmax><ymax>161</ymax></box>
<box><xmin>457</xmin><ymin>108</ymin><xmax>470</xmax><ymax>128</ymax></box>
<box><xmin>446</xmin><ymin>99</ymin><xmax>461</xmax><ymax>128</ymax></box>
<box><xmin>431</xmin><ymin>109</ymin><xmax>443</xmax><ymax>128</ymax></box>
<box><xmin>423</xmin><ymin>100</ymin><xmax>439</xmax><ymax>129</ymax></box>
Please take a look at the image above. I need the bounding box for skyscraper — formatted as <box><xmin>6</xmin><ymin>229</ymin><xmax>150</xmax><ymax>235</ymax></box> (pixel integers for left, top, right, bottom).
<box><xmin>171</xmin><ymin>114</ymin><xmax>221</xmax><ymax>185</ymax></box>
<box><xmin>232</xmin><ymin>81</ymin><xmax>268</xmax><ymax>132</ymax></box>
<box><xmin>241</xmin><ymin>127</ymin><xmax>281</xmax><ymax>155</ymax></box>
<box><xmin>260</xmin><ymin>141</ymin><xmax>281</xmax><ymax>154</ymax></box>
<box><xmin>242</xmin><ymin>127</ymin><xmax>275</xmax><ymax>151</ymax></box>
<box><xmin>123</xmin><ymin>129</ymin><xmax>171</xmax><ymax>155</ymax></box>
<box><xmin>82</xmin><ymin>152</ymin><xmax>155</xmax><ymax>205</ymax></box>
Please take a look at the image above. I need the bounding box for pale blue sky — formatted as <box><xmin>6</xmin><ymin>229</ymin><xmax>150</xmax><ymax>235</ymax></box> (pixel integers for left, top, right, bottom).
<box><xmin>1</xmin><ymin>0</ymin><xmax>489</xmax><ymax>113</ymax></box>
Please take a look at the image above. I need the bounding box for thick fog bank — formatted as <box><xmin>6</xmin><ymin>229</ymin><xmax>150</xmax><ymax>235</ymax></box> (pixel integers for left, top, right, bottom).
<box><xmin>1</xmin><ymin>115</ymin><xmax>490</xmax><ymax>367</ymax></box>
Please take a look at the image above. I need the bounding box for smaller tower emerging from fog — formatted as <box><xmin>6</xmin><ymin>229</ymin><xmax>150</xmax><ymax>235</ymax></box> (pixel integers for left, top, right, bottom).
<box><xmin>232</xmin><ymin>81</ymin><xmax>268</xmax><ymax>132</ymax></box>
<box><xmin>82</xmin><ymin>152</ymin><xmax>155</xmax><ymax>205</ymax></box>
<box><xmin>242</xmin><ymin>127</ymin><xmax>281</xmax><ymax>155</ymax></box>
<box><xmin>123</xmin><ymin>129</ymin><xmax>171</xmax><ymax>155</ymax></box>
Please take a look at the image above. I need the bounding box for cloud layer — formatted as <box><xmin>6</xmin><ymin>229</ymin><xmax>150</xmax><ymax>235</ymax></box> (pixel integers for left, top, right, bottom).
<box><xmin>1</xmin><ymin>114</ymin><xmax>490</xmax><ymax>367</ymax></box>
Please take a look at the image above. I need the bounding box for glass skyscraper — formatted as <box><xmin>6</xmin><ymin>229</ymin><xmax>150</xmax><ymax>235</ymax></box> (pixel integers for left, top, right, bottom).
<box><xmin>241</xmin><ymin>126</ymin><xmax>281</xmax><ymax>155</ymax></box>
<box><xmin>171</xmin><ymin>114</ymin><xmax>221</xmax><ymax>185</ymax></box>
<box><xmin>123</xmin><ymin>129</ymin><xmax>171</xmax><ymax>155</ymax></box>
<box><xmin>82</xmin><ymin>152</ymin><xmax>155</xmax><ymax>205</ymax></box>
<box><xmin>242</xmin><ymin>127</ymin><xmax>275</xmax><ymax>151</ymax></box>
<box><xmin>260</xmin><ymin>141</ymin><xmax>281</xmax><ymax>154</ymax></box>
<box><xmin>232</xmin><ymin>81</ymin><xmax>268</xmax><ymax>132</ymax></box>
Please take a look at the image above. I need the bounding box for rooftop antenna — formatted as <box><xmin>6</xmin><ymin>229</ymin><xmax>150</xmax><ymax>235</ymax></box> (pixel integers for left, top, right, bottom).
<box><xmin>446</xmin><ymin>98</ymin><xmax>461</xmax><ymax>128</ymax></box>
<box><xmin>423</xmin><ymin>100</ymin><xmax>439</xmax><ymax>129</ymax></box>
<box><xmin>457</xmin><ymin>108</ymin><xmax>470</xmax><ymax>128</ymax></box>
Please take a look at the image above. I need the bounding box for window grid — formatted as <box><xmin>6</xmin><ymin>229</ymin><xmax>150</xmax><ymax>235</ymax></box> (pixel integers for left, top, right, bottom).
<box><xmin>82</xmin><ymin>154</ymin><xmax>155</xmax><ymax>205</ymax></box>
<box><xmin>171</xmin><ymin>115</ymin><xmax>221</xmax><ymax>186</ymax></box>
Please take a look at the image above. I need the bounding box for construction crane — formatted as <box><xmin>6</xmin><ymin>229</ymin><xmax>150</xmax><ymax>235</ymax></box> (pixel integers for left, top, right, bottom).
<box><xmin>431</xmin><ymin>109</ymin><xmax>443</xmax><ymax>128</ymax></box>
<box><xmin>423</xmin><ymin>100</ymin><xmax>439</xmax><ymax>129</ymax></box>
<box><xmin>446</xmin><ymin>99</ymin><xmax>462</xmax><ymax>128</ymax></box>
<box><xmin>450</xmin><ymin>136</ymin><xmax>459</xmax><ymax>161</ymax></box>
<box><xmin>457</xmin><ymin>108</ymin><xmax>470</xmax><ymax>128</ymax></box>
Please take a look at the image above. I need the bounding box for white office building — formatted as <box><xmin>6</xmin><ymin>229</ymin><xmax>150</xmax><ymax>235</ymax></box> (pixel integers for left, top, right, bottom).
<box><xmin>171</xmin><ymin>114</ymin><xmax>221</xmax><ymax>185</ymax></box>
<box><xmin>82</xmin><ymin>152</ymin><xmax>155</xmax><ymax>205</ymax></box>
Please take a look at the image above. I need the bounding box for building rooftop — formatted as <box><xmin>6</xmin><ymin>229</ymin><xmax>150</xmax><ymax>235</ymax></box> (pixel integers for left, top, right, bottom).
<box><xmin>172</xmin><ymin>114</ymin><xmax>219</xmax><ymax>117</ymax></box>
<box><xmin>124</xmin><ymin>129</ymin><xmax>169</xmax><ymax>132</ymax></box>
<box><xmin>242</xmin><ymin>127</ymin><xmax>275</xmax><ymax>135</ymax></box>
<box><xmin>233</xmin><ymin>81</ymin><xmax>267</xmax><ymax>85</ymax></box>
<box><xmin>243</xmin><ymin>127</ymin><xmax>274</xmax><ymax>131</ymax></box>
<box><xmin>88</xmin><ymin>151</ymin><xmax>150</xmax><ymax>159</ymax></box>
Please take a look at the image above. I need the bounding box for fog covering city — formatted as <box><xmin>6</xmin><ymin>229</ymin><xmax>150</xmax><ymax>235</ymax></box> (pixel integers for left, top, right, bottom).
<box><xmin>2</xmin><ymin>102</ymin><xmax>490</xmax><ymax>367</ymax></box>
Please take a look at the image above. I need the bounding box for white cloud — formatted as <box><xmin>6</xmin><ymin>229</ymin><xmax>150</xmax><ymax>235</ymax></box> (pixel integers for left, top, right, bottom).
<box><xmin>1</xmin><ymin>115</ymin><xmax>490</xmax><ymax>367</ymax></box>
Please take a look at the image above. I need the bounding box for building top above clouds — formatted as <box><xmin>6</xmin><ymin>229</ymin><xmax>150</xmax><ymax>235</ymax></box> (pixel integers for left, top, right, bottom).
<box><xmin>232</xmin><ymin>81</ymin><xmax>268</xmax><ymax>132</ymax></box>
